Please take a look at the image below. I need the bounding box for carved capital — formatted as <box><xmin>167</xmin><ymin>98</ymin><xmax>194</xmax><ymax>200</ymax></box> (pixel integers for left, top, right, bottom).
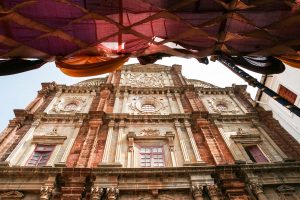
<box><xmin>192</xmin><ymin>185</ymin><xmax>204</xmax><ymax>198</ymax></box>
<box><xmin>91</xmin><ymin>187</ymin><xmax>104</xmax><ymax>200</ymax></box>
<box><xmin>207</xmin><ymin>184</ymin><xmax>219</xmax><ymax>197</ymax></box>
<box><xmin>107</xmin><ymin>187</ymin><xmax>119</xmax><ymax>200</ymax></box>
<box><xmin>40</xmin><ymin>186</ymin><xmax>54</xmax><ymax>200</ymax></box>
<box><xmin>250</xmin><ymin>183</ymin><xmax>263</xmax><ymax>194</ymax></box>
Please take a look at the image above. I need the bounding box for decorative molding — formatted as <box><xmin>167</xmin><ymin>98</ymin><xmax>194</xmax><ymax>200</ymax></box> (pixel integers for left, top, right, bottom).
<box><xmin>0</xmin><ymin>191</ymin><xmax>24</xmax><ymax>199</ymax></box>
<box><xmin>276</xmin><ymin>185</ymin><xmax>295</xmax><ymax>193</ymax></box>
<box><xmin>91</xmin><ymin>186</ymin><xmax>104</xmax><ymax>200</ymax></box>
<box><xmin>191</xmin><ymin>184</ymin><xmax>204</xmax><ymax>198</ymax></box>
<box><xmin>40</xmin><ymin>186</ymin><xmax>54</xmax><ymax>200</ymax></box>
<box><xmin>207</xmin><ymin>184</ymin><xmax>219</xmax><ymax>197</ymax></box>
<box><xmin>107</xmin><ymin>187</ymin><xmax>119</xmax><ymax>200</ymax></box>
<box><xmin>138</xmin><ymin>128</ymin><xmax>162</xmax><ymax>137</ymax></box>
<box><xmin>32</xmin><ymin>128</ymin><xmax>67</xmax><ymax>144</ymax></box>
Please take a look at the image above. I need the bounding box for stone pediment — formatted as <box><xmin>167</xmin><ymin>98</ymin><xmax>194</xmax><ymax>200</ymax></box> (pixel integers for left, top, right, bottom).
<box><xmin>186</xmin><ymin>79</ymin><xmax>217</xmax><ymax>88</ymax></box>
<box><xmin>73</xmin><ymin>78</ymin><xmax>107</xmax><ymax>87</ymax></box>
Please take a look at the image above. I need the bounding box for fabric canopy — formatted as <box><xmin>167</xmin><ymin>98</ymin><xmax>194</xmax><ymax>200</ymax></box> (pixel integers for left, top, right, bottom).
<box><xmin>277</xmin><ymin>55</ymin><xmax>300</xmax><ymax>69</ymax></box>
<box><xmin>1</xmin><ymin>0</ymin><xmax>300</xmax><ymax>76</ymax></box>
<box><xmin>55</xmin><ymin>56</ymin><xmax>129</xmax><ymax>77</ymax></box>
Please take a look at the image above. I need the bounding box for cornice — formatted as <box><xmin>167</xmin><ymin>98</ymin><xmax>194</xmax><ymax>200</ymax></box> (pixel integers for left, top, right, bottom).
<box><xmin>209</xmin><ymin>113</ymin><xmax>258</xmax><ymax>122</ymax></box>
<box><xmin>105</xmin><ymin>113</ymin><xmax>191</xmax><ymax>122</ymax></box>
<box><xmin>0</xmin><ymin>162</ymin><xmax>299</xmax><ymax>176</ymax></box>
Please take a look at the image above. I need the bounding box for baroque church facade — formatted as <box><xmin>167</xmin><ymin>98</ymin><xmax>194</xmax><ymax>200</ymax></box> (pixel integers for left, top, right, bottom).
<box><xmin>0</xmin><ymin>64</ymin><xmax>300</xmax><ymax>200</ymax></box>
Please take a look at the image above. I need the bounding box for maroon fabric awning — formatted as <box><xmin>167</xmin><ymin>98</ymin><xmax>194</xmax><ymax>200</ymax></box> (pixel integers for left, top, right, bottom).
<box><xmin>1</xmin><ymin>0</ymin><xmax>299</xmax><ymax>60</ymax></box>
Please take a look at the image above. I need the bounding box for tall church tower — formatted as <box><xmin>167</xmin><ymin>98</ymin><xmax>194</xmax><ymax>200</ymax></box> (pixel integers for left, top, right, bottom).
<box><xmin>0</xmin><ymin>64</ymin><xmax>300</xmax><ymax>200</ymax></box>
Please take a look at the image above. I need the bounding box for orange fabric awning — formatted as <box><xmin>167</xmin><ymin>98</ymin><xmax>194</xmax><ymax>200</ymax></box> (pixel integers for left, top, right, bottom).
<box><xmin>276</xmin><ymin>55</ymin><xmax>300</xmax><ymax>69</ymax></box>
<box><xmin>55</xmin><ymin>56</ymin><xmax>129</xmax><ymax>77</ymax></box>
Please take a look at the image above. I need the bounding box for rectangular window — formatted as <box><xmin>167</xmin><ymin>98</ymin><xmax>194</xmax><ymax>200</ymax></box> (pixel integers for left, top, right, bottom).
<box><xmin>278</xmin><ymin>85</ymin><xmax>297</xmax><ymax>104</ymax></box>
<box><xmin>140</xmin><ymin>147</ymin><xmax>164</xmax><ymax>167</ymax></box>
<box><xmin>244</xmin><ymin>145</ymin><xmax>269</xmax><ymax>163</ymax></box>
<box><xmin>27</xmin><ymin>145</ymin><xmax>54</xmax><ymax>166</ymax></box>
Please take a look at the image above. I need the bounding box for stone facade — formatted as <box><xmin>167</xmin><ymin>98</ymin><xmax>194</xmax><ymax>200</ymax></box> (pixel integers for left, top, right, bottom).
<box><xmin>0</xmin><ymin>63</ymin><xmax>300</xmax><ymax>200</ymax></box>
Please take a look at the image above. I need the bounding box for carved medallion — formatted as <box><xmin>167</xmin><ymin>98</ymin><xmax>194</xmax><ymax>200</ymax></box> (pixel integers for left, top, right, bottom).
<box><xmin>207</xmin><ymin>97</ymin><xmax>241</xmax><ymax>114</ymax></box>
<box><xmin>52</xmin><ymin>96</ymin><xmax>87</xmax><ymax>113</ymax></box>
<box><xmin>129</xmin><ymin>96</ymin><xmax>167</xmax><ymax>114</ymax></box>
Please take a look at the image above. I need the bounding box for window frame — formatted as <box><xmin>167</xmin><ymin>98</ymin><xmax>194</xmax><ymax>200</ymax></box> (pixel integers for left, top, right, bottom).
<box><xmin>139</xmin><ymin>146</ymin><xmax>165</xmax><ymax>167</ymax></box>
<box><xmin>26</xmin><ymin>145</ymin><xmax>54</xmax><ymax>167</ymax></box>
<box><xmin>244</xmin><ymin>145</ymin><xmax>269</xmax><ymax>164</ymax></box>
<box><xmin>278</xmin><ymin>84</ymin><xmax>297</xmax><ymax>104</ymax></box>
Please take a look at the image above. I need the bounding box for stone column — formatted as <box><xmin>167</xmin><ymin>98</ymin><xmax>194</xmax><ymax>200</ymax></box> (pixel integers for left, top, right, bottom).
<box><xmin>107</xmin><ymin>188</ymin><xmax>119</xmax><ymax>200</ymax></box>
<box><xmin>127</xmin><ymin>132</ymin><xmax>135</xmax><ymax>168</ymax></box>
<box><xmin>166</xmin><ymin>91</ymin><xmax>174</xmax><ymax>114</ymax></box>
<box><xmin>106</xmin><ymin>73</ymin><xmax>113</xmax><ymax>84</ymax></box>
<box><xmin>91</xmin><ymin>186</ymin><xmax>104</xmax><ymax>200</ymax></box>
<box><xmin>166</xmin><ymin>132</ymin><xmax>177</xmax><ymax>167</ymax></box>
<box><xmin>184</xmin><ymin>120</ymin><xmax>203</xmax><ymax>163</ymax></box>
<box><xmin>207</xmin><ymin>184</ymin><xmax>219</xmax><ymax>200</ymax></box>
<box><xmin>113</xmin><ymin>91</ymin><xmax>120</xmax><ymax>113</ymax></box>
<box><xmin>121</xmin><ymin>91</ymin><xmax>128</xmax><ymax>113</ymax></box>
<box><xmin>250</xmin><ymin>183</ymin><xmax>267</xmax><ymax>200</ymax></box>
<box><xmin>97</xmin><ymin>88</ymin><xmax>111</xmax><ymax>111</ymax></box>
<box><xmin>174</xmin><ymin>93</ymin><xmax>185</xmax><ymax>113</ymax></box>
<box><xmin>191</xmin><ymin>185</ymin><xmax>204</xmax><ymax>200</ymax></box>
<box><xmin>102</xmin><ymin>120</ymin><xmax>115</xmax><ymax>163</ymax></box>
<box><xmin>59</xmin><ymin>121</ymin><xmax>82</xmax><ymax>166</ymax></box>
<box><xmin>174</xmin><ymin>120</ymin><xmax>190</xmax><ymax>162</ymax></box>
<box><xmin>5</xmin><ymin>119</ymin><xmax>40</xmax><ymax>165</ymax></box>
<box><xmin>115</xmin><ymin>120</ymin><xmax>125</xmax><ymax>165</ymax></box>
<box><xmin>166</xmin><ymin>71</ymin><xmax>174</xmax><ymax>86</ymax></box>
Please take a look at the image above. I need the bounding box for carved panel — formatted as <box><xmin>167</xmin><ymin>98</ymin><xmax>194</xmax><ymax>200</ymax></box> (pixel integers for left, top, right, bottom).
<box><xmin>126</xmin><ymin>73</ymin><xmax>164</xmax><ymax>87</ymax></box>
<box><xmin>46</xmin><ymin>93</ymin><xmax>94</xmax><ymax>114</ymax></box>
<box><xmin>201</xmin><ymin>95</ymin><xmax>243</xmax><ymax>114</ymax></box>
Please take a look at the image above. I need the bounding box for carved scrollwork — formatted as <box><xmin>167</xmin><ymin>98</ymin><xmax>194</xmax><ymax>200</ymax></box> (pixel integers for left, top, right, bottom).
<box><xmin>207</xmin><ymin>97</ymin><xmax>241</xmax><ymax>114</ymax></box>
<box><xmin>191</xmin><ymin>184</ymin><xmax>204</xmax><ymax>198</ymax></box>
<box><xmin>128</xmin><ymin>73</ymin><xmax>164</xmax><ymax>87</ymax></box>
<box><xmin>91</xmin><ymin>186</ymin><xmax>104</xmax><ymax>200</ymax></box>
<box><xmin>138</xmin><ymin>128</ymin><xmax>162</xmax><ymax>136</ymax></box>
<box><xmin>207</xmin><ymin>184</ymin><xmax>219</xmax><ymax>197</ymax></box>
<box><xmin>40</xmin><ymin>186</ymin><xmax>54</xmax><ymax>200</ymax></box>
<box><xmin>52</xmin><ymin>96</ymin><xmax>87</xmax><ymax>113</ymax></box>
<box><xmin>250</xmin><ymin>183</ymin><xmax>263</xmax><ymax>194</ymax></box>
<box><xmin>107</xmin><ymin>187</ymin><xmax>119</xmax><ymax>200</ymax></box>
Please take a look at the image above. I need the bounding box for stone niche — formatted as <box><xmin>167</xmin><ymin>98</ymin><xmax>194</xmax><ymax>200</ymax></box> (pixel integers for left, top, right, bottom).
<box><xmin>201</xmin><ymin>95</ymin><xmax>244</xmax><ymax>115</ymax></box>
<box><xmin>45</xmin><ymin>93</ymin><xmax>94</xmax><ymax>114</ymax></box>
<box><xmin>103</xmin><ymin>122</ymin><xmax>192</xmax><ymax>167</ymax></box>
<box><xmin>218</xmin><ymin>124</ymin><xmax>285</xmax><ymax>163</ymax></box>
<box><xmin>6</xmin><ymin>122</ymin><xmax>80</xmax><ymax>167</ymax></box>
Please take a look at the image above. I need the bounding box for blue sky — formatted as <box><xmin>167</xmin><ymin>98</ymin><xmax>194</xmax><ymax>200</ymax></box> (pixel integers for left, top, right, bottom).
<box><xmin>0</xmin><ymin>57</ymin><xmax>261</xmax><ymax>131</ymax></box>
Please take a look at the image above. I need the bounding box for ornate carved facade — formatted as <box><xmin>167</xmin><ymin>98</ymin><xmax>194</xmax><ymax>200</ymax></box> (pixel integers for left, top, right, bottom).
<box><xmin>0</xmin><ymin>64</ymin><xmax>300</xmax><ymax>200</ymax></box>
